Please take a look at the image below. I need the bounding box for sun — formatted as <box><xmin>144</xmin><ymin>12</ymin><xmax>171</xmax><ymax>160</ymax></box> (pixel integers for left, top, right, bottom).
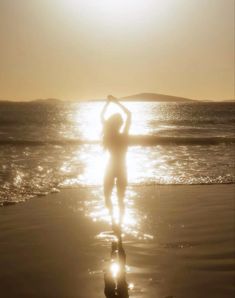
<box><xmin>61</xmin><ymin>0</ymin><xmax>171</xmax><ymax>35</ymax></box>
<box><xmin>67</xmin><ymin>0</ymin><xmax>149</xmax><ymax>11</ymax></box>
<box><xmin>64</xmin><ymin>0</ymin><xmax>155</xmax><ymax>22</ymax></box>
<box><xmin>94</xmin><ymin>0</ymin><xmax>148</xmax><ymax>14</ymax></box>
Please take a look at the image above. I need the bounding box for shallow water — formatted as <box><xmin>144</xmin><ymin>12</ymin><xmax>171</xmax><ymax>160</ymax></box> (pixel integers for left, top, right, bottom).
<box><xmin>0</xmin><ymin>101</ymin><xmax>234</xmax><ymax>205</ymax></box>
<box><xmin>0</xmin><ymin>184</ymin><xmax>234</xmax><ymax>297</ymax></box>
<box><xmin>82</xmin><ymin>185</ymin><xmax>235</xmax><ymax>297</ymax></box>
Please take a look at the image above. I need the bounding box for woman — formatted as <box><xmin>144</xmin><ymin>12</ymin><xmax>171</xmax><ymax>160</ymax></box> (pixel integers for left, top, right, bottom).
<box><xmin>101</xmin><ymin>95</ymin><xmax>131</xmax><ymax>225</ymax></box>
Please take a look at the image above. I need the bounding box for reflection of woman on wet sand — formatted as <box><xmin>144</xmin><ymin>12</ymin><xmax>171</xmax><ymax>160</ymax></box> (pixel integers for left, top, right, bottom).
<box><xmin>101</xmin><ymin>95</ymin><xmax>131</xmax><ymax>226</ymax></box>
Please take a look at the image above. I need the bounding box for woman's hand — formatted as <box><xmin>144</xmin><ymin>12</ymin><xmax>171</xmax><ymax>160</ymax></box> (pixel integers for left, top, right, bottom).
<box><xmin>107</xmin><ymin>95</ymin><xmax>117</xmax><ymax>102</ymax></box>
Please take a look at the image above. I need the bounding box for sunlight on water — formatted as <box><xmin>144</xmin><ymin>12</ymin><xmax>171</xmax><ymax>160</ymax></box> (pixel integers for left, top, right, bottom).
<box><xmin>73</xmin><ymin>104</ymin><xmax>102</xmax><ymax>141</ymax></box>
<box><xmin>58</xmin><ymin>103</ymin><xmax>234</xmax><ymax>239</ymax></box>
<box><xmin>69</xmin><ymin>102</ymin><xmax>173</xmax><ymax>187</ymax></box>
<box><xmin>1</xmin><ymin>101</ymin><xmax>234</xmax><ymax>206</ymax></box>
<box><xmin>110</xmin><ymin>262</ymin><xmax>120</xmax><ymax>279</ymax></box>
<box><xmin>58</xmin><ymin>102</ymin><xmax>235</xmax><ymax>190</ymax></box>
<box><xmin>87</xmin><ymin>188</ymin><xmax>154</xmax><ymax>240</ymax></box>
<box><xmin>129</xmin><ymin>283</ymin><xmax>135</xmax><ymax>290</ymax></box>
<box><xmin>72</xmin><ymin>102</ymin><xmax>152</xmax><ymax>141</ymax></box>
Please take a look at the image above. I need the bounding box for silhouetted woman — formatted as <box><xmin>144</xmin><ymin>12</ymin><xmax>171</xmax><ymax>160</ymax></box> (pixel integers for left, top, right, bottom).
<box><xmin>101</xmin><ymin>95</ymin><xmax>131</xmax><ymax>225</ymax></box>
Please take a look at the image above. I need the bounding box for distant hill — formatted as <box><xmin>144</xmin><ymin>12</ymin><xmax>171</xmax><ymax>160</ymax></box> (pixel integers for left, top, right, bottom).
<box><xmin>122</xmin><ymin>93</ymin><xmax>196</xmax><ymax>102</ymax></box>
<box><xmin>0</xmin><ymin>98</ymin><xmax>63</xmax><ymax>103</ymax></box>
<box><xmin>223</xmin><ymin>99</ymin><xmax>235</xmax><ymax>102</ymax></box>
<box><xmin>32</xmin><ymin>98</ymin><xmax>62</xmax><ymax>104</ymax></box>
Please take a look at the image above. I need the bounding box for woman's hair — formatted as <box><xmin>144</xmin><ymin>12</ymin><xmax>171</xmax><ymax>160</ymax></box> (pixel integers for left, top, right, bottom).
<box><xmin>102</xmin><ymin>113</ymin><xmax>123</xmax><ymax>148</ymax></box>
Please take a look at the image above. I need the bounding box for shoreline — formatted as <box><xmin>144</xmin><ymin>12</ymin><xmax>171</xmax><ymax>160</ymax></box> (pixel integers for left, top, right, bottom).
<box><xmin>0</xmin><ymin>184</ymin><xmax>234</xmax><ymax>297</ymax></box>
<box><xmin>1</xmin><ymin>182</ymin><xmax>235</xmax><ymax>208</ymax></box>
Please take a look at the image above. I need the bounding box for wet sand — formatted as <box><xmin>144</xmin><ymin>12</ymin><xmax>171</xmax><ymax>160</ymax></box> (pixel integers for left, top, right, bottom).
<box><xmin>0</xmin><ymin>185</ymin><xmax>234</xmax><ymax>298</ymax></box>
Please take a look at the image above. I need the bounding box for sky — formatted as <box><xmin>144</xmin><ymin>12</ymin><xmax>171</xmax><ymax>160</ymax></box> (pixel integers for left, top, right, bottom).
<box><xmin>0</xmin><ymin>0</ymin><xmax>234</xmax><ymax>101</ymax></box>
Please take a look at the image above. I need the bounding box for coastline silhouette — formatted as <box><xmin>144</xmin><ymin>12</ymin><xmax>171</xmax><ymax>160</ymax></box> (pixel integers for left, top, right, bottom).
<box><xmin>101</xmin><ymin>95</ymin><xmax>131</xmax><ymax>226</ymax></box>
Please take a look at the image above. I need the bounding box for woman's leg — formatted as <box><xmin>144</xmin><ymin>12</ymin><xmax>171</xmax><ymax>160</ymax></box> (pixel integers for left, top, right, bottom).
<box><xmin>116</xmin><ymin>170</ymin><xmax>127</xmax><ymax>224</ymax></box>
<box><xmin>104</xmin><ymin>169</ymin><xmax>114</xmax><ymax>216</ymax></box>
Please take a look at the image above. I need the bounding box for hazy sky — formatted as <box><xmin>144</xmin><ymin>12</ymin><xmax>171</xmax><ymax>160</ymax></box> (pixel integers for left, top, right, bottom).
<box><xmin>0</xmin><ymin>0</ymin><xmax>234</xmax><ymax>101</ymax></box>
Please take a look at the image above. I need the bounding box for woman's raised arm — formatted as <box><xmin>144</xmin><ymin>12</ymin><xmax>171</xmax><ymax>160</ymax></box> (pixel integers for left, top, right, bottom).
<box><xmin>108</xmin><ymin>95</ymin><xmax>132</xmax><ymax>133</ymax></box>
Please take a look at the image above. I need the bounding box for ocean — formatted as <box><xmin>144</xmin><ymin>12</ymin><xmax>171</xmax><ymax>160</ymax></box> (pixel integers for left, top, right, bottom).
<box><xmin>0</xmin><ymin>101</ymin><xmax>234</xmax><ymax>206</ymax></box>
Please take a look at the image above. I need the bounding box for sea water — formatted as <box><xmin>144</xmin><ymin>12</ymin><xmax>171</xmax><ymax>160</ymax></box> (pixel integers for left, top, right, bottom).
<box><xmin>0</xmin><ymin>101</ymin><xmax>234</xmax><ymax>205</ymax></box>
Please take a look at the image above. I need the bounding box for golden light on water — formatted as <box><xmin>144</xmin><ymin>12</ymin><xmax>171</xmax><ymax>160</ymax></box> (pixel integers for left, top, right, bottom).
<box><xmin>129</xmin><ymin>283</ymin><xmax>135</xmax><ymax>290</ymax></box>
<box><xmin>62</xmin><ymin>103</ymin><xmax>164</xmax><ymax>239</ymax></box>
<box><xmin>61</xmin><ymin>101</ymin><xmax>205</xmax><ymax>190</ymax></box>
<box><xmin>68</xmin><ymin>102</ymin><xmax>150</xmax><ymax>187</ymax></box>
<box><xmin>73</xmin><ymin>102</ymin><xmax>154</xmax><ymax>140</ymax></box>
<box><xmin>110</xmin><ymin>262</ymin><xmax>120</xmax><ymax>279</ymax></box>
<box><xmin>92</xmin><ymin>189</ymin><xmax>139</xmax><ymax>236</ymax></box>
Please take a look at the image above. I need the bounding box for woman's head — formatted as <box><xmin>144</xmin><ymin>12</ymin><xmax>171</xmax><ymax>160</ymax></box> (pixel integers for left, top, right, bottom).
<box><xmin>103</xmin><ymin>113</ymin><xmax>123</xmax><ymax>148</ymax></box>
<box><xmin>106</xmin><ymin>113</ymin><xmax>123</xmax><ymax>132</ymax></box>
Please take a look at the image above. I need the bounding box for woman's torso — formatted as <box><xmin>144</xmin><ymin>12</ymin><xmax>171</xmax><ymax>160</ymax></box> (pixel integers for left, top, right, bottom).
<box><xmin>106</xmin><ymin>133</ymin><xmax>128</xmax><ymax>169</ymax></box>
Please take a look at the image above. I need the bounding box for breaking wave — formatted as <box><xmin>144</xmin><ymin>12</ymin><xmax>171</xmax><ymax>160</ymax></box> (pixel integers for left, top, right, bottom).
<box><xmin>0</xmin><ymin>136</ymin><xmax>234</xmax><ymax>147</ymax></box>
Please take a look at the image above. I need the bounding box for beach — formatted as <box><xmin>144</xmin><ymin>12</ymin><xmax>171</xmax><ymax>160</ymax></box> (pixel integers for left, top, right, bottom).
<box><xmin>0</xmin><ymin>184</ymin><xmax>234</xmax><ymax>298</ymax></box>
<box><xmin>1</xmin><ymin>0</ymin><xmax>234</xmax><ymax>296</ymax></box>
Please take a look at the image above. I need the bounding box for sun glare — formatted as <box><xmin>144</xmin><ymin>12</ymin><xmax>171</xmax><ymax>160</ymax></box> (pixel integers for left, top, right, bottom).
<box><xmin>62</xmin><ymin>0</ymin><xmax>163</xmax><ymax>24</ymax></box>
<box><xmin>66</xmin><ymin>0</ymin><xmax>151</xmax><ymax>14</ymax></box>
<box><xmin>110</xmin><ymin>262</ymin><xmax>120</xmax><ymax>278</ymax></box>
<box><xmin>93</xmin><ymin>0</ymin><xmax>150</xmax><ymax>15</ymax></box>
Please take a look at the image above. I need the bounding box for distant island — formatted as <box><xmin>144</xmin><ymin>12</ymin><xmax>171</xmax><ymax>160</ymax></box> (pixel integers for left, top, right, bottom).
<box><xmin>32</xmin><ymin>98</ymin><xmax>62</xmax><ymax>104</ymax></box>
<box><xmin>1</xmin><ymin>94</ymin><xmax>234</xmax><ymax>103</ymax></box>
<box><xmin>223</xmin><ymin>99</ymin><xmax>235</xmax><ymax>102</ymax></box>
<box><xmin>0</xmin><ymin>98</ymin><xmax>63</xmax><ymax>104</ymax></box>
<box><xmin>121</xmin><ymin>93</ymin><xmax>196</xmax><ymax>102</ymax></box>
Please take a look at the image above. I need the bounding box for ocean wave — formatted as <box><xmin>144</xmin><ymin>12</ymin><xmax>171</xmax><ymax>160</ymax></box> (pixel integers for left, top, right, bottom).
<box><xmin>128</xmin><ymin>136</ymin><xmax>235</xmax><ymax>145</ymax></box>
<box><xmin>0</xmin><ymin>139</ymin><xmax>93</xmax><ymax>146</ymax></box>
<box><xmin>149</xmin><ymin>119</ymin><xmax>235</xmax><ymax>126</ymax></box>
<box><xmin>0</xmin><ymin>136</ymin><xmax>234</xmax><ymax>147</ymax></box>
<box><xmin>0</xmin><ymin>118</ymin><xmax>235</xmax><ymax>126</ymax></box>
<box><xmin>60</xmin><ymin>180</ymin><xmax>235</xmax><ymax>189</ymax></box>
